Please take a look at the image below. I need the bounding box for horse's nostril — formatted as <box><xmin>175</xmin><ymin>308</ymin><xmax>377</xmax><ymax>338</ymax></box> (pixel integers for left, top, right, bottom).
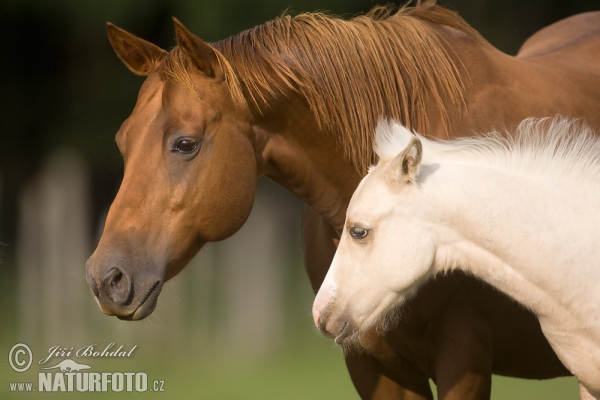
<box><xmin>111</xmin><ymin>271</ymin><xmax>123</xmax><ymax>287</ymax></box>
<box><xmin>90</xmin><ymin>278</ymin><xmax>100</xmax><ymax>298</ymax></box>
<box><xmin>103</xmin><ymin>268</ymin><xmax>132</xmax><ymax>306</ymax></box>
<box><xmin>85</xmin><ymin>269</ymin><xmax>101</xmax><ymax>298</ymax></box>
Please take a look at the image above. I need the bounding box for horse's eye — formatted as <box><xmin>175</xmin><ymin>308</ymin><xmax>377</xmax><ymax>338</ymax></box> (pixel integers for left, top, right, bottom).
<box><xmin>349</xmin><ymin>226</ymin><xmax>369</xmax><ymax>240</ymax></box>
<box><xmin>173</xmin><ymin>138</ymin><xmax>199</xmax><ymax>154</ymax></box>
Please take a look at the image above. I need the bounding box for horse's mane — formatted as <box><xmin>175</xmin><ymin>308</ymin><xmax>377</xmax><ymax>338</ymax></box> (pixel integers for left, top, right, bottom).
<box><xmin>161</xmin><ymin>0</ymin><xmax>481</xmax><ymax>174</ymax></box>
<box><xmin>375</xmin><ymin>116</ymin><xmax>600</xmax><ymax>184</ymax></box>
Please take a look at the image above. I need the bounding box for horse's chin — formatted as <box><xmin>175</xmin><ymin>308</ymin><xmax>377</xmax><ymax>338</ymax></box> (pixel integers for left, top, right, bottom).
<box><xmin>117</xmin><ymin>281</ymin><xmax>163</xmax><ymax>321</ymax></box>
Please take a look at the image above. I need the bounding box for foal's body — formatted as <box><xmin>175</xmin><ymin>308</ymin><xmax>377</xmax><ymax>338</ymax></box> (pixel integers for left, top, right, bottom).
<box><xmin>314</xmin><ymin>118</ymin><xmax>600</xmax><ymax>397</ymax></box>
<box><xmin>87</xmin><ymin>3</ymin><xmax>600</xmax><ymax>399</ymax></box>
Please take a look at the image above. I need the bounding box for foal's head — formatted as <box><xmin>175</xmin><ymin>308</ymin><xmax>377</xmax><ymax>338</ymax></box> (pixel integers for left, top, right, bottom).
<box><xmin>313</xmin><ymin>123</ymin><xmax>434</xmax><ymax>344</ymax></box>
<box><xmin>85</xmin><ymin>21</ymin><xmax>257</xmax><ymax>320</ymax></box>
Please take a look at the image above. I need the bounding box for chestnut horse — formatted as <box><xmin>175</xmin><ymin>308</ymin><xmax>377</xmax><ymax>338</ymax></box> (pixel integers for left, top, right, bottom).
<box><xmin>86</xmin><ymin>1</ymin><xmax>600</xmax><ymax>399</ymax></box>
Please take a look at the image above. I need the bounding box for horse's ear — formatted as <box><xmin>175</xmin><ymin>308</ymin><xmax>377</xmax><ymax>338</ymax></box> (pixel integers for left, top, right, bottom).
<box><xmin>173</xmin><ymin>18</ymin><xmax>221</xmax><ymax>79</ymax></box>
<box><xmin>107</xmin><ymin>23</ymin><xmax>167</xmax><ymax>76</ymax></box>
<box><xmin>387</xmin><ymin>136</ymin><xmax>422</xmax><ymax>184</ymax></box>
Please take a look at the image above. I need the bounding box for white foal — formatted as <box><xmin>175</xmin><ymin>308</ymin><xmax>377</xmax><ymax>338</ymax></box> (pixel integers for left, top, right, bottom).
<box><xmin>313</xmin><ymin>117</ymin><xmax>600</xmax><ymax>398</ymax></box>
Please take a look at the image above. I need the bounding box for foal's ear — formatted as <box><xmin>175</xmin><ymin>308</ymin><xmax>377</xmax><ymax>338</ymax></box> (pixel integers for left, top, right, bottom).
<box><xmin>387</xmin><ymin>136</ymin><xmax>423</xmax><ymax>185</ymax></box>
<box><xmin>173</xmin><ymin>18</ymin><xmax>222</xmax><ymax>79</ymax></box>
<box><xmin>107</xmin><ymin>23</ymin><xmax>167</xmax><ymax>76</ymax></box>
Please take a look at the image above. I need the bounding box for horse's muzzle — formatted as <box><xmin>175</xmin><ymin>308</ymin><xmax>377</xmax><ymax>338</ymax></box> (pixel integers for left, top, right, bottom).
<box><xmin>85</xmin><ymin>255</ymin><xmax>163</xmax><ymax>320</ymax></box>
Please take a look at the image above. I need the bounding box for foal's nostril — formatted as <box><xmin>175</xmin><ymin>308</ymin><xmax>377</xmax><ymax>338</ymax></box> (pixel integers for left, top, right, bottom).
<box><xmin>102</xmin><ymin>268</ymin><xmax>132</xmax><ymax>305</ymax></box>
<box><xmin>312</xmin><ymin>307</ymin><xmax>321</xmax><ymax>329</ymax></box>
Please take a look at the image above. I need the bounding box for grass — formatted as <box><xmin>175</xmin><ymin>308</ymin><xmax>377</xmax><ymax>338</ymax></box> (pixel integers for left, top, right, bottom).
<box><xmin>489</xmin><ymin>375</ymin><xmax>578</xmax><ymax>400</ymax></box>
<box><xmin>2</xmin><ymin>335</ymin><xmax>579</xmax><ymax>400</ymax></box>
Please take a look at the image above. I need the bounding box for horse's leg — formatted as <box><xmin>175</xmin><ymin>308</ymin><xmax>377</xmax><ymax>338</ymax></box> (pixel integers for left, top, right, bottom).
<box><xmin>431</xmin><ymin>297</ymin><xmax>493</xmax><ymax>400</ymax></box>
<box><xmin>302</xmin><ymin>205</ymin><xmax>431</xmax><ymax>400</ymax></box>
<box><xmin>345</xmin><ymin>351</ymin><xmax>432</xmax><ymax>400</ymax></box>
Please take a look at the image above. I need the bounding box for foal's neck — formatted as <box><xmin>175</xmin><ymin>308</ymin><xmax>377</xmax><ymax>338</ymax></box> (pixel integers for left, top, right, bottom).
<box><xmin>427</xmin><ymin>164</ymin><xmax>600</xmax><ymax>321</ymax></box>
<box><xmin>429</xmin><ymin>158</ymin><xmax>600</xmax><ymax>393</ymax></box>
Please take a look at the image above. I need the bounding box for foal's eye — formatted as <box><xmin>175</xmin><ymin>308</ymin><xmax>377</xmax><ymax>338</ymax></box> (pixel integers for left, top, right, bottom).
<box><xmin>173</xmin><ymin>138</ymin><xmax>200</xmax><ymax>154</ymax></box>
<box><xmin>349</xmin><ymin>226</ymin><xmax>370</xmax><ymax>240</ymax></box>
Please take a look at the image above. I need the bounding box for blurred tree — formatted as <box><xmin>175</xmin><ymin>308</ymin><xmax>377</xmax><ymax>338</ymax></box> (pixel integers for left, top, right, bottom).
<box><xmin>0</xmin><ymin>0</ymin><xmax>597</xmax><ymax>260</ymax></box>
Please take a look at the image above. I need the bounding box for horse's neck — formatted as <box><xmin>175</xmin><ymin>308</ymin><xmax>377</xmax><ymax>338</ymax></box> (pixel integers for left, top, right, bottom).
<box><xmin>241</xmin><ymin>24</ymin><xmax>498</xmax><ymax>231</ymax></box>
<box><xmin>241</xmin><ymin>20</ymin><xmax>538</xmax><ymax>231</ymax></box>
<box><xmin>425</xmin><ymin>163</ymin><xmax>600</xmax><ymax>321</ymax></box>
<box><xmin>251</xmin><ymin>96</ymin><xmax>361</xmax><ymax>233</ymax></box>
<box><xmin>426</xmin><ymin>23</ymin><xmax>522</xmax><ymax>134</ymax></box>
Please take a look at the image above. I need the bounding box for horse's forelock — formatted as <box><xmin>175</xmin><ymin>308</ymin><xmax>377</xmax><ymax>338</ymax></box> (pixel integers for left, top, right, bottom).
<box><xmin>159</xmin><ymin>46</ymin><xmax>249</xmax><ymax>114</ymax></box>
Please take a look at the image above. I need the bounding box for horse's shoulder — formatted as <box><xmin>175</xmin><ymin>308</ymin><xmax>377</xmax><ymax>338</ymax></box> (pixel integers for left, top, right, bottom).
<box><xmin>516</xmin><ymin>12</ymin><xmax>600</xmax><ymax>59</ymax></box>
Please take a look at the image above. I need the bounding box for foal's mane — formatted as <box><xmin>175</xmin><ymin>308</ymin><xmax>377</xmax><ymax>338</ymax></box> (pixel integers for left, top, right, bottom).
<box><xmin>376</xmin><ymin>117</ymin><xmax>600</xmax><ymax>184</ymax></box>
<box><xmin>162</xmin><ymin>1</ymin><xmax>480</xmax><ymax>174</ymax></box>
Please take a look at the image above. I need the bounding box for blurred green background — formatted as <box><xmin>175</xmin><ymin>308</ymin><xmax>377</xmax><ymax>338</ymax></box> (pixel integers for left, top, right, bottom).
<box><xmin>1</xmin><ymin>0</ymin><xmax>595</xmax><ymax>398</ymax></box>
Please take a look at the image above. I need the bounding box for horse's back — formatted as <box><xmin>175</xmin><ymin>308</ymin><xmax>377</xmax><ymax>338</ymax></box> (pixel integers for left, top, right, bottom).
<box><xmin>517</xmin><ymin>12</ymin><xmax>600</xmax><ymax>62</ymax></box>
<box><xmin>502</xmin><ymin>12</ymin><xmax>600</xmax><ymax>130</ymax></box>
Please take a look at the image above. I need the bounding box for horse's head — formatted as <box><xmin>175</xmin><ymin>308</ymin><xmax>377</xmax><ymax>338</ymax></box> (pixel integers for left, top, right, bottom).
<box><xmin>313</xmin><ymin>129</ymin><xmax>435</xmax><ymax>344</ymax></box>
<box><xmin>86</xmin><ymin>21</ymin><xmax>257</xmax><ymax>320</ymax></box>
